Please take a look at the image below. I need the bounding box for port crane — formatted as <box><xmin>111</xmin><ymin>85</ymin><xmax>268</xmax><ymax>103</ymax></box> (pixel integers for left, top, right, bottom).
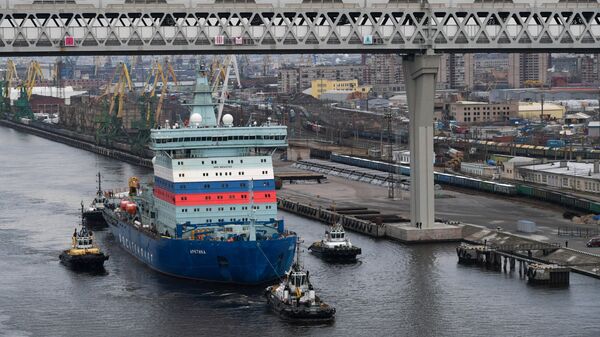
<box><xmin>94</xmin><ymin>62</ymin><xmax>132</xmax><ymax>145</ymax></box>
<box><xmin>13</xmin><ymin>61</ymin><xmax>44</xmax><ymax>121</ymax></box>
<box><xmin>132</xmin><ymin>58</ymin><xmax>177</xmax><ymax>154</ymax></box>
<box><xmin>139</xmin><ymin>58</ymin><xmax>177</xmax><ymax>128</ymax></box>
<box><xmin>0</xmin><ymin>59</ymin><xmax>18</xmax><ymax>118</ymax></box>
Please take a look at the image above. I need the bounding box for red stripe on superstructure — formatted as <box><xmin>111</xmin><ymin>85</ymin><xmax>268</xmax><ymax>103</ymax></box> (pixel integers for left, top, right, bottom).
<box><xmin>153</xmin><ymin>187</ymin><xmax>276</xmax><ymax>206</ymax></box>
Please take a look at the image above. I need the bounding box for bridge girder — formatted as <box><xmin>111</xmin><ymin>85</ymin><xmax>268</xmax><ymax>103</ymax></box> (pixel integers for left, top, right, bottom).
<box><xmin>1</xmin><ymin>5</ymin><xmax>600</xmax><ymax>55</ymax></box>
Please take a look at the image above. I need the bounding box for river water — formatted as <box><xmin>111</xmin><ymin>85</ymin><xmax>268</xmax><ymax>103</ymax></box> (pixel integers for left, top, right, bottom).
<box><xmin>1</xmin><ymin>126</ymin><xmax>599</xmax><ymax>337</ymax></box>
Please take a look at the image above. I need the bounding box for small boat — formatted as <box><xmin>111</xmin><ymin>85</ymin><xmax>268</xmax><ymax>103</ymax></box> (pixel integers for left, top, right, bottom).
<box><xmin>82</xmin><ymin>172</ymin><xmax>107</xmax><ymax>227</ymax></box>
<box><xmin>265</xmin><ymin>239</ymin><xmax>335</xmax><ymax>322</ymax></box>
<box><xmin>309</xmin><ymin>221</ymin><xmax>361</xmax><ymax>262</ymax></box>
<box><xmin>59</xmin><ymin>213</ymin><xmax>108</xmax><ymax>271</ymax></box>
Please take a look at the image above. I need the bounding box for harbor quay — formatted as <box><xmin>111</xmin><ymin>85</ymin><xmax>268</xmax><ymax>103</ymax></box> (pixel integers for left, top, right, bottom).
<box><xmin>275</xmin><ymin>159</ymin><xmax>600</xmax><ymax>279</ymax></box>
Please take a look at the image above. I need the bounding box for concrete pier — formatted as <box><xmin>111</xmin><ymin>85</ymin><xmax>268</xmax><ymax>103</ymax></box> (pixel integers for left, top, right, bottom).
<box><xmin>527</xmin><ymin>264</ymin><xmax>570</xmax><ymax>286</ymax></box>
<box><xmin>386</xmin><ymin>222</ymin><xmax>463</xmax><ymax>243</ymax></box>
<box><xmin>403</xmin><ymin>53</ymin><xmax>440</xmax><ymax>230</ymax></box>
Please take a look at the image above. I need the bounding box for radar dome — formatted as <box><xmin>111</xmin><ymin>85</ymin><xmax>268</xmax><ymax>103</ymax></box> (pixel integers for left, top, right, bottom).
<box><xmin>189</xmin><ymin>113</ymin><xmax>202</xmax><ymax>127</ymax></box>
<box><xmin>222</xmin><ymin>114</ymin><xmax>234</xmax><ymax>126</ymax></box>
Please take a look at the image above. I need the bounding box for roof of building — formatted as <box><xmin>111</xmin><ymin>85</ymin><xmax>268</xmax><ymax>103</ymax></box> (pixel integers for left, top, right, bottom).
<box><xmin>518</xmin><ymin>102</ymin><xmax>566</xmax><ymax>112</ymax></box>
<box><xmin>565</xmin><ymin>112</ymin><xmax>591</xmax><ymax>120</ymax></box>
<box><xmin>508</xmin><ymin>156</ymin><xmax>539</xmax><ymax>164</ymax></box>
<box><xmin>520</xmin><ymin>161</ymin><xmax>600</xmax><ymax>179</ymax></box>
<box><xmin>9</xmin><ymin>87</ymin><xmax>86</xmax><ymax>101</ymax></box>
<box><xmin>454</xmin><ymin>101</ymin><xmax>493</xmax><ymax>105</ymax></box>
<box><xmin>319</xmin><ymin>91</ymin><xmax>352</xmax><ymax>102</ymax></box>
<box><xmin>589</xmin><ymin>121</ymin><xmax>600</xmax><ymax>128</ymax></box>
<box><xmin>461</xmin><ymin>162</ymin><xmax>496</xmax><ymax>169</ymax></box>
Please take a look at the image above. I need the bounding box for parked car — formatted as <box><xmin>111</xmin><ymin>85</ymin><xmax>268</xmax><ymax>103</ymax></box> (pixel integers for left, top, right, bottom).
<box><xmin>586</xmin><ymin>237</ymin><xmax>600</xmax><ymax>247</ymax></box>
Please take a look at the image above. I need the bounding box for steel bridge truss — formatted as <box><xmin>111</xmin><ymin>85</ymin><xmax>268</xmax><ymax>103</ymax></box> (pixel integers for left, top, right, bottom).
<box><xmin>2</xmin><ymin>6</ymin><xmax>600</xmax><ymax>55</ymax></box>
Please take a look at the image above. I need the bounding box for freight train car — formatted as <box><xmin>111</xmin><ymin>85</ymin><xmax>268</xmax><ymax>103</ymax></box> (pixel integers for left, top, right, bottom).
<box><xmin>330</xmin><ymin>153</ymin><xmax>600</xmax><ymax>214</ymax></box>
<box><xmin>330</xmin><ymin>153</ymin><xmax>517</xmax><ymax>195</ymax></box>
<box><xmin>435</xmin><ymin>136</ymin><xmax>600</xmax><ymax>160</ymax></box>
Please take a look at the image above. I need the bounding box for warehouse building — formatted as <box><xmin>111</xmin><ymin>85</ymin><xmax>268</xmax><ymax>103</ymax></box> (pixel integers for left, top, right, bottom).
<box><xmin>517</xmin><ymin>161</ymin><xmax>600</xmax><ymax>193</ymax></box>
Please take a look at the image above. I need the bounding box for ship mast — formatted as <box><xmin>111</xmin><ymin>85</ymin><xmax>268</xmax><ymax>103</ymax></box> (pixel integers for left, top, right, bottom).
<box><xmin>248</xmin><ymin>179</ymin><xmax>256</xmax><ymax>241</ymax></box>
<box><xmin>96</xmin><ymin>172</ymin><xmax>102</xmax><ymax>198</ymax></box>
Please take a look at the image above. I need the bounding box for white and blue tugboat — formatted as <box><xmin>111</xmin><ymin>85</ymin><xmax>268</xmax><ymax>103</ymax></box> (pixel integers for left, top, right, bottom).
<box><xmin>309</xmin><ymin>221</ymin><xmax>361</xmax><ymax>262</ymax></box>
<box><xmin>83</xmin><ymin>172</ymin><xmax>108</xmax><ymax>227</ymax></box>
<box><xmin>100</xmin><ymin>66</ymin><xmax>296</xmax><ymax>284</ymax></box>
<box><xmin>265</xmin><ymin>239</ymin><xmax>336</xmax><ymax>322</ymax></box>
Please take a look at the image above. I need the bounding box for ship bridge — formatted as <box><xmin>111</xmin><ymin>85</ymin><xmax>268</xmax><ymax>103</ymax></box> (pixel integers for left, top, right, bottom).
<box><xmin>150</xmin><ymin>125</ymin><xmax>288</xmax><ymax>151</ymax></box>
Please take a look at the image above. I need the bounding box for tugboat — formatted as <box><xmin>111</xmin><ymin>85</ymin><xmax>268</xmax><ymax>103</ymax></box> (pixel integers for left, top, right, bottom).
<box><xmin>265</xmin><ymin>239</ymin><xmax>336</xmax><ymax>322</ymax></box>
<box><xmin>309</xmin><ymin>221</ymin><xmax>361</xmax><ymax>262</ymax></box>
<box><xmin>82</xmin><ymin>172</ymin><xmax>108</xmax><ymax>227</ymax></box>
<box><xmin>59</xmin><ymin>210</ymin><xmax>109</xmax><ymax>271</ymax></box>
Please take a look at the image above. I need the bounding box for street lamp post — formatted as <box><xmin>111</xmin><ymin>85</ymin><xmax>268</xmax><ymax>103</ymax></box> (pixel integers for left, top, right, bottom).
<box><xmin>385</xmin><ymin>111</ymin><xmax>394</xmax><ymax>198</ymax></box>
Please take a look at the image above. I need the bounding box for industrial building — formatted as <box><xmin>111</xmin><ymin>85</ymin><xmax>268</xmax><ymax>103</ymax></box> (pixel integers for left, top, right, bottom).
<box><xmin>518</xmin><ymin>161</ymin><xmax>600</xmax><ymax>193</ymax></box>
<box><xmin>278</xmin><ymin>64</ymin><xmax>366</xmax><ymax>94</ymax></box>
<box><xmin>589</xmin><ymin>121</ymin><xmax>600</xmax><ymax>139</ymax></box>
<box><xmin>310</xmin><ymin>79</ymin><xmax>370</xmax><ymax>99</ymax></box>
<box><xmin>498</xmin><ymin>156</ymin><xmax>540</xmax><ymax>180</ymax></box>
<box><xmin>460</xmin><ymin>162</ymin><xmax>501</xmax><ymax>179</ymax></box>
<box><xmin>449</xmin><ymin>101</ymin><xmax>518</xmax><ymax>124</ymax></box>
<box><xmin>517</xmin><ymin>102</ymin><xmax>566</xmax><ymax>120</ymax></box>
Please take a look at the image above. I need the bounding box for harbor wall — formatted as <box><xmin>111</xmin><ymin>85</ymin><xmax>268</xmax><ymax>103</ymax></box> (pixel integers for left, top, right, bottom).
<box><xmin>277</xmin><ymin>197</ymin><xmax>386</xmax><ymax>237</ymax></box>
<box><xmin>0</xmin><ymin>119</ymin><xmax>152</xmax><ymax>168</ymax></box>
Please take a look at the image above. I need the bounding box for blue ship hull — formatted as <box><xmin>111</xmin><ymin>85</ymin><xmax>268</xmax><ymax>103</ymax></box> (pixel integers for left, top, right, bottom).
<box><xmin>105</xmin><ymin>215</ymin><xmax>296</xmax><ymax>284</ymax></box>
